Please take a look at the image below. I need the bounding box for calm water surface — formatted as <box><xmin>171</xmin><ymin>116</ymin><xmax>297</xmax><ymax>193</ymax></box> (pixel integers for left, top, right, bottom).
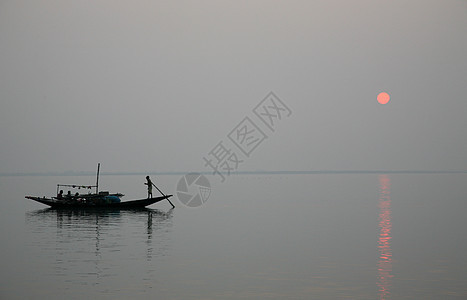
<box><xmin>0</xmin><ymin>173</ymin><xmax>466</xmax><ymax>299</ymax></box>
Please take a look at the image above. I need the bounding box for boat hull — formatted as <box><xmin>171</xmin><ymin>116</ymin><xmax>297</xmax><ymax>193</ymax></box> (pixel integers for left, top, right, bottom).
<box><xmin>26</xmin><ymin>195</ymin><xmax>173</xmax><ymax>209</ymax></box>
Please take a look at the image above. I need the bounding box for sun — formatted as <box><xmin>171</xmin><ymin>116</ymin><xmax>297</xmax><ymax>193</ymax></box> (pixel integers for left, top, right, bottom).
<box><xmin>377</xmin><ymin>92</ymin><xmax>390</xmax><ymax>105</ymax></box>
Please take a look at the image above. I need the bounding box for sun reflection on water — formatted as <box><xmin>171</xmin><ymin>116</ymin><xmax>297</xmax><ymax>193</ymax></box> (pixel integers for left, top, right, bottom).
<box><xmin>378</xmin><ymin>174</ymin><xmax>392</xmax><ymax>299</ymax></box>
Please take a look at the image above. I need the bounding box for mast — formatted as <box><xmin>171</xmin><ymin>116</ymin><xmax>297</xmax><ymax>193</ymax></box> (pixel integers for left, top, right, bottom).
<box><xmin>96</xmin><ymin>163</ymin><xmax>100</xmax><ymax>194</ymax></box>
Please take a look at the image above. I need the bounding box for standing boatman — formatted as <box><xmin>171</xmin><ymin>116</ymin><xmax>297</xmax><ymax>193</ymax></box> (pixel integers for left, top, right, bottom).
<box><xmin>145</xmin><ymin>176</ymin><xmax>153</xmax><ymax>198</ymax></box>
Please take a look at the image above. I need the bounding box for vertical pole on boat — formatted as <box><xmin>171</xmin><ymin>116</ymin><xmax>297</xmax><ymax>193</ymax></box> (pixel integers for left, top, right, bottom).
<box><xmin>96</xmin><ymin>163</ymin><xmax>100</xmax><ymax>194</ymax></box>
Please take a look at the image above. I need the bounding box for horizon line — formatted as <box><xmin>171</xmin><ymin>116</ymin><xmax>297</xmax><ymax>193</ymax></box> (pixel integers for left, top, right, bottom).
<box><xmin>1</xmin><ymin>169</ymin><xmax>466</xmax><ymax>177</ymax></box>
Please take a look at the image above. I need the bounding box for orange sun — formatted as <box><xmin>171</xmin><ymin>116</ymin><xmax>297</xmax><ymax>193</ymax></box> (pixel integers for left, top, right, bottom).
<box><xmin>377</xmin><ymin>92</ymin><xmax>390</xmax><ymax>105</ymax></box>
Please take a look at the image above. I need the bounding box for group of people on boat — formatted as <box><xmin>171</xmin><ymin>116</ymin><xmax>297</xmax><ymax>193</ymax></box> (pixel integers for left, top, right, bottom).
<box><xmin>56</xmin><ymin>190</ymin><xmax>80</xmax><ymax>200</ymax></box>
<box><xmin>56</xmin><ymin>175</ymin><xmax>155</xmax><ymax>200</ymax></box>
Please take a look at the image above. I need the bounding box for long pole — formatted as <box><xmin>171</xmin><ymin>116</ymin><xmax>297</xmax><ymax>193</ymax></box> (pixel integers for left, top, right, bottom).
<box><xmin>96</xmin><ymin>163</ymin><xmax>100</xmax><ymax>194</ymax></box>
<box><xmin>151</xmin><ymin>182</ymin><xmax>175</xmax><ymax>208</ymax></box>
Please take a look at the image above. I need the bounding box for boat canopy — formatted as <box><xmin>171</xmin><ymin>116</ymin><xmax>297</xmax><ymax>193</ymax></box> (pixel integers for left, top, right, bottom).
<box><xmin>56</xmin><ymin>184</ymin><xmax>96</xmax><ymax>195</ymax></box>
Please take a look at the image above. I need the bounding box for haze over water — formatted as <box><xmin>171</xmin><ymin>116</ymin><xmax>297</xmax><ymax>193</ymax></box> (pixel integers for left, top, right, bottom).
<box><xmin>1</xmin><ymin>173</ymin><xmax>466</xmax><ymax>299</ymax></box>
<box><xmin>1</xmin><ymin>1</ymin><xmax>466</xmax><ymax>299</ymax></box>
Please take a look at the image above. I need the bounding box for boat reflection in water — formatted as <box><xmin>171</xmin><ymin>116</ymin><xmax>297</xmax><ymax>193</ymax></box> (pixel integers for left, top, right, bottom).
<box><xmin>26</xmin><ymin>208</ymin><xmax>174</xmax><ymax>262</ymax></box>
<box><xmin>377</xmin><ymin>175</ymin><xmax>393</xmax><ymax>299</ymax></box>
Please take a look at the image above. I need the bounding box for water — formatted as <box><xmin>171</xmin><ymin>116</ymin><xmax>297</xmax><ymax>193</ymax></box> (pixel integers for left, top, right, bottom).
<box><xmin>0</xmin><ymin>173</ymin><xmax>466</xmax><ymax>299</ymax></box>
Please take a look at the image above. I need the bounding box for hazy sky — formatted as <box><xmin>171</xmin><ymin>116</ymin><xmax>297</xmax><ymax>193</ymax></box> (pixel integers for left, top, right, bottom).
<box><xmin>1</xmin><ymin>0</ymin><xmax>466</xmax><ymax>174</ymax></box>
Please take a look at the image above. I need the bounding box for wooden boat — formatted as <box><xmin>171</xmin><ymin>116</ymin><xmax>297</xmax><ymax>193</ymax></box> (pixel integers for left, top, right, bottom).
<box><xmin>25</xmin><ymin>163</ymin><xmax>174</xmax><ymax>209</ymax></box>
<box><xmin>25</xmin><ymin>194</ymin><xmax>173</xmax><ymax>209</ymax></box>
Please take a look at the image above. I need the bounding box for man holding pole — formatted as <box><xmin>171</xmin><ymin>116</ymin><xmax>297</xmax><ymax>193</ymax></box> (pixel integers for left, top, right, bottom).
<box><xmin>145</xmin><ymin>176</ymin><xmax>153</xmax><ymax>198</ymax></box>
<box><xmin>144</xmin><ymin>175</ymin><xmax>175</xmax><ymax>208</ymax></box>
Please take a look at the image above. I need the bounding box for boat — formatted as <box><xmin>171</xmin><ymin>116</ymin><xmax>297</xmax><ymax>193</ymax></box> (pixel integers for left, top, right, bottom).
<box><xmin>25</xmin><ymin>195</ymin><xmax>173</xmax><ymax>209</ymax></box>
<box><xmin>25</xmin><ymin>163</ymin><xmax>174</xmax><ymax>209</ymax></box>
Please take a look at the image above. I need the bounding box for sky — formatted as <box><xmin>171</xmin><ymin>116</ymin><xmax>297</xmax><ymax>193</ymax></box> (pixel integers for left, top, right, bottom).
<box><xmin>1</xmin><ymin>0</ymin><xmax>466</xmax><ymax>174</ymax></box>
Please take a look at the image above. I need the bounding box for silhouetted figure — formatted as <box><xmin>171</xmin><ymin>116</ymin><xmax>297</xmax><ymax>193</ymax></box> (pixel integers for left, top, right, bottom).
<box><xmin>57</xmin><ymin>190</ymin><xmax>64</xmax><ymax>199</ymax></box>
<box><xmin>66</xmin><ymin>191</ymin><xmax>72</xmax><ymax>198</ymax></box>
<box><xmin>145</xmin><ymin>176</ymin><xmax>153</xmax><ymax>199</ymax></box>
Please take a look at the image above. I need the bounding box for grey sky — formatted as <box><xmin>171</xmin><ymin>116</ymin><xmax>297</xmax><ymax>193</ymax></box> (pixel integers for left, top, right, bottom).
<box><xmin>1</xmin><ymin>0</ymin><xmax>466</xmax><ymax>174</ymax></box>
